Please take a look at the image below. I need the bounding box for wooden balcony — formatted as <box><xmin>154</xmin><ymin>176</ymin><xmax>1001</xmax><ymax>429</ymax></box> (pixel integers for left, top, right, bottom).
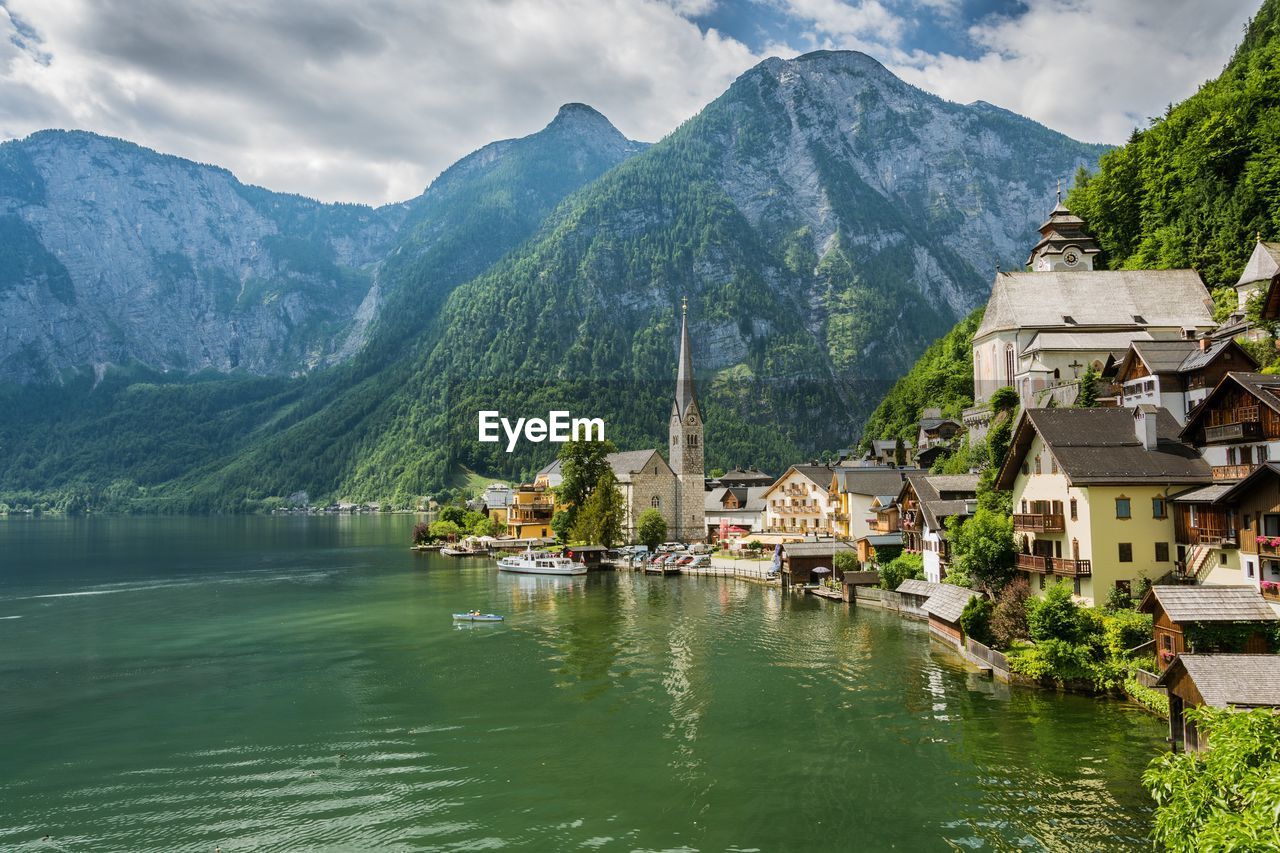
<box><xmin>1015</xmin><ymin>553</ymin><xmax>1092</xmax><ymax>576</ymax></box>
<box><xmin>1013</xmin><ymin>513</ymin><xmax>1065</xmax><ymax>533</ymax></box>
<box><xmin>1204</xmin><ymin>407</ymin><xmax>1262</xmax><ymax>443</ymax></box>
<box><xmin>901</xmin><ymin>510</ymin><xmax>920</xmax><ymax>531</ymax></box>
<box><xmin>1178</xmin><ymin>528</ymin><xmax>1238</xmax><ymax>548</ymax></box>
<box><xmin>1015</xmin><ymin>553</ymin><xmax>1047</xmax><ymax>572</ymax></box>
<box><xmin>1263</xmin><ymin>585</ymin><xmax>1280</xmax><ymax>603</ymax></box>
<box><xmin>1240</xmin><ymin>529</ymin><xmax>1280</xmax><ymax>556</ymax></box>
<box><xmin>1211</xmin><ymin>463</ymin><xmax>1259</xmax><ymax>481</ymax></box>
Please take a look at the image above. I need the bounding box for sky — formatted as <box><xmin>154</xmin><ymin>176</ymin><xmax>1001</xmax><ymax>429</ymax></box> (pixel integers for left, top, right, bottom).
<box><xmin>0</xmin><ymin>0</ymin><xmax>1262</xmax><ymax>206</ymax></box>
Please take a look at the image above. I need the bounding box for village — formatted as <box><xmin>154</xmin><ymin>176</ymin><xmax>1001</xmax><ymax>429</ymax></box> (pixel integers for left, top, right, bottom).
<box><xmin>430</xmin><ymin>197</ymin><xmax>1280</xmax><ymax>757</ymax></box>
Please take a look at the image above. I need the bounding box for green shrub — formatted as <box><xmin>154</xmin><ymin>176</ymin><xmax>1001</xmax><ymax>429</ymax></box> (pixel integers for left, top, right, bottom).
<box><xmin>1027</xmin><ymin>582</ymin><xmax>1083</xmax><ymax>643</ymax></box>
<box><xmin>1007</xmin><ymin>638</ymin><xmax>1093</xmax><ymax>683</ymax></box>
<box><xmin>960</xmin><ymin>596</ymin><xmax>994</xmax><ymax>645</ymax></box>
<box><xmin>1102</xmin><ymin>608</ymin><xmax>1153</xmax><ymax>657</ymax></box>
<box><xmin>1144</xmin><ymin>708</ymin><xmax>1280</xmax><ymax>852</ymax></box>
<box><xmin>1124</xmin><ymin>675</ymin><xmax>1170</xmax><ymax>717</ymax></box>
<box><xmin>879</xmin><ymin>552</ymin><xmax>924</xmax><ymax>590</ymax></box>
<box><xmin>833</xmin><ymin>551</ymin><xmax>860</xmax><ymax>574</ymax></box>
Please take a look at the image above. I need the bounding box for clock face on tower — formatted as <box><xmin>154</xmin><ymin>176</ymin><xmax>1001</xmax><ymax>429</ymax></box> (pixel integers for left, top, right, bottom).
<box><xmin>1063</xmin><ymin>249</ymin><xmax>1080</xmax><ymax>267</ymax></box>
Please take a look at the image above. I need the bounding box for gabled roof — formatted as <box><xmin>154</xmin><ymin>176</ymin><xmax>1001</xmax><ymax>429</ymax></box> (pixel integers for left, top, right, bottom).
<box><xmin>830</xmin><ymin>467</ymin><xmax>913</xmax><ymax>497</ymax></box>
<box><xmin>997</xmin><ymin>407</ymin><xmax>1210</xmax><ymax>489</ymax></box>
<box><xmin>1156</xmin><ymin>654</ymin><xmax>1280</xmax><ymax>708</ymax></box>
<box><xmin>1117</xmin><ymin>338</ymin><xmax>1257</xmax><ymax>381</ymax></box>
<box><xmin>922</xmin><ymin>584</ymin><xmax>981</xmax><ymax>623</ymax></box>
<box><xmin>857</xmin><ymin>533</ymin><xmax>903</xmax><ymax>547</ymax></box>
<box><xmin>1139</xmin><ymin>585</ymin><xmax>1278</xmax><ymax>624</ymax></box>
<box><xmin>975</xmin><ymin>269</ymin><xmax>1213</xmax><ymax>340</ymax></box>
<box><xmin>1213</xmin><ymin>462</ymin><xmax>1280</xmax><ymax>505</ymax></box>
<box><xmin>1181</xmin><ymin>372</ymin><xmax>1280</xmax><ymax>442</ymax></box>
<box><xmin>705</xmin><ymin>486</ymin><xmax>768</xmax><ymax>513</ymax></box>
<box><xmin>539</xmin><ymin>450</ymin><xmax>671</xmax><ymax>487</ymax></box>
<box><xmin>1235</xmin><ymin>240</ymin><xmax>1280</xmax><ymax>287</ymax></box>
<box><xmin>896</xmin><ymin>579</ymin><xmax>943</xmax><ymax>598</ymax></box>
<box><xmin>762</xmin><ymin>464</ymin><xmax>835</xmax><ymax>497</ymax></box>
<box><xmin>717</xmin><ymin>467</ymin><xmax>774</xmax><ymax>485</ymax></box>
<box><xmin>902</xmin><ymin>473</ymin><xmax>979</xmax><ymax>531</ymax></box>
<box><xmin>1023</xmin><ymin>331</ymin><xmax>1152</xmax><ymax>354</ymax></box>
<box><xmin>918</xmin><ymin>417</ymin><xmax>961</xmax><ymax>432</ymax></box>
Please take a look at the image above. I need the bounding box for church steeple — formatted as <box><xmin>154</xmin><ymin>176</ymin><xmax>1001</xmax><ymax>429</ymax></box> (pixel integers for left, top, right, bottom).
<box><xmin>1028</xmin><ymin>192</ymin><xmax>1100</xmax><ymax>271</ymax></box>
<box><xmin>669</xmin><ymin>296</ymin><xmax>704</xmax><ymax>541</ymax></box>
<box><xmin>674</xmin><ymin>296</ymin><xmax>698</xmax><ymax>418</ymax></box>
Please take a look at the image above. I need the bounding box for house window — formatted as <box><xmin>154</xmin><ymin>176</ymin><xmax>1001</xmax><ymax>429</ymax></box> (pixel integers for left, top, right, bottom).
<box><xmin>651</xmin><ymin>496</ymin><xmax>661</xmax><ymax>508</ymax></box>
<box><xmin>1155</xmin><ymin>542</ymin><xmax>1170</xmax><ymax>562</ymax></box>
<box><xmin>1039</xmin><ymin>574</ymin><xmax>1046</xmax><ymax>590</ymax></box>
<box><xmin>1021</xmin><ymin>500</ymin><xmax>1028</xmax><ymax>513</ymax></box>
<box><xmin>1116</xmin><ymin>497</ymin><xmax>1131</xmax><ymax>519</ymax></box>
<box><xmin>1116</xmin><ymin>579</ymin><xmax>1132</xmax><ymax>596</ymax></box>
<box><xmin>1152</xmin><ymin>498</ymin><xmax>1167</xmax><ymax>519</ymax></box>
<box><xmin>1260</xmin><ymin>445</ymin><xmax>1270</xmax><ymax>462</ymax></box>
<box><xmin>1247</xmin><ymin>561</ymin><xmax>1255</xmax><ymax>578</ymax></box>
<box><xmin>1034</xmin><ymin>455</ymin><xmax>1042</xmax><ymax>475</ymax></box>
<box><xmin>1050</xmin><ymin>456</ymin><xmax>1058</xmax><ymax>474</ymax></box>
<box><xmin>1265</xmin><ymin>514</ymin><xmax>1280</xmax><ymax>537</ymax></box>
<box><xmin>1118</xmin><ymin>543</ymin><xmax>1133</xmax><ymax>562</ymax></box>
<box><xmin>1021</xmin><ymin>461</ymin><xmax>1030</xmax><ymax>475</ymax></box>
<box><xmin>1069</xmin><ymin>498</ymin><xmax>1077</xmax><ymax>521</ymax></box>
<box><xmin>1220</xmin><ymin>552</ymin><xmax>1228</xmax><ymax>565</ymax></box>
<box><xmin>1227</xmin><ymin>447</ymin><xmax>1238</xmax><ymax>465</ymax></box>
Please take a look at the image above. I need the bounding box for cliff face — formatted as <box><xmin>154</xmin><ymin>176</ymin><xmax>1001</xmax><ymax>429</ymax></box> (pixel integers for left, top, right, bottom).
<box><xmin>0</xmin><ymin>130</ymin><xmax>398</xmax><ymax>382</ymax></box>
<box><xmin>0</xmin><ymin>107</ymin><xmax>646</xmax><ymax>383</ymax></box>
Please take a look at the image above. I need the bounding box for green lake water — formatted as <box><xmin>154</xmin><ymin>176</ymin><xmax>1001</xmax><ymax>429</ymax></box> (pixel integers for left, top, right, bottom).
<box><xmin>0</xmin><ymin>515</ymin><xmax>1167</xmax><ymax>851</ymax></box>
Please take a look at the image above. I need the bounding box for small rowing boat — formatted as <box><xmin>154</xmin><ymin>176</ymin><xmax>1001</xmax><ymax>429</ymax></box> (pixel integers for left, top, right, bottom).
<box><xmin>452</xmin><ymin>612</ymin><xmax>504</xmax><ymax>622</ymax></box>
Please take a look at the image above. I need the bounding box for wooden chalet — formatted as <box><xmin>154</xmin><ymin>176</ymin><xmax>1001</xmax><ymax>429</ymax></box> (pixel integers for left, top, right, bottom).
<box><xmin>1212</xmin><ymin>462</ymin><xmax>1280</xmax><ymax>595</ymax></box>
<box><xmin>1138</xmin><ymin>585</ymin><xmax>1278</xmax><ymax>672</ymax></box>
<box><xmin>1179</xmin><ymin>372</ymin><xmax>1280</xmax><ymax>483</ymax></box>
<box><xmin>1113</xmin><ymin>338</ymin><xmax>1256</xmax><ymax>423</ymax></box>
<box><xmin>1157</xmin><ymin>654</ymin><xmax>1280</xmax><ymax>751</ymax></box>
<box><xmin>781</xmin><ymin>541</ymin><xmax>858</xmax><ymax>585</ymax></box>
<box><xmin>563</xmin><ymin>545</ymin><xmax>607</xmax><ymax>570</ymax></box>
<box><xmin>920</xmin><ymin>584</ymin><xmax>981</xmax><ymax>645</ymax></box>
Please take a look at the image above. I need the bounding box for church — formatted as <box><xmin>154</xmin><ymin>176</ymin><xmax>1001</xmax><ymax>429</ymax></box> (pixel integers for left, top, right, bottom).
<box><xmin>969</xmin><ymin>195</ymin><xmax>1217</xmax><ymax>412</ymax></box>
<box><xmin>536</xmin><ymin>299</ymin><xmax>706</xmax><ymax>543</ymax></box>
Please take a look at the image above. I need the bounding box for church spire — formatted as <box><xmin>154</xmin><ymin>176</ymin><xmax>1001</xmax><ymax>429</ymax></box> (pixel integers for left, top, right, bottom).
<box><xmin>675</xmin><ymin>296</ymin><xmax>698</xmax><ymax>417</ymax></box>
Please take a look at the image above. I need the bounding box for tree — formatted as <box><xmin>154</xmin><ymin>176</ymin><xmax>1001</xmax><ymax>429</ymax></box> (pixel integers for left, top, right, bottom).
<box><xmin>550</xmin><ymin>509</ymin><xmax>573</xmax><ymax>543</ymax></box>
<box><xmin>1143</xmin><ymin>707</ymin><xmax>1280</xmax><ymax>852</ymax></box>
<box><xmin>959</xmin><ymin>596</ymin><xmax>994</xmax><ymax>645</ymax></box>
<box><xmin>1027</xmin><ymin>581</ymin><xmax>1083</xmax><ymax>642</ymax></box>
<box><xmin>990</xmin><ymin>577</ymin><xmax>1030</xmax><ymax>648</ymax></box>
<box><xmin>557</xmin><ymin>437</ymin><xmax>618</xmax><ymax>532</ymax></box>
<box><xmin>833</xmin><ymin>550</ymin><xmax>860</xmax><ymax>575</ymax></box>
<box><xmin>429</xmin><ymin>520</ymin><xmax>462</xmax><ymax>540</ymax></box>
<box><xmin>878</xmin><ymin>552</ymin><xmax>924</xmax><ymax>590</ymax></box>
<box><xmin>438</xmin><ymin>505</ymin><xmax>468</xmax><ymax>526</ymax></box>
<box><xmin>637</xmin><ymin>508</ymin><xmax>667</xmax><ymax>551</ymax></box>
<box><xmin>470</xmin><ymin>515</ymin><xmax>499</xmax><ymax>537</ymax></box>
<box><xmin>412</xmin><ymin>521</ymin><xmax>433</xmax><ymax>545</ymax></box>
<box><xmin>945</xmin><ymin>508</ymin><xmax>1016</xmax><ymax>591</ymax></box>
<box><xmin>571</xmin><ymin>469</ymin><xmax>624</xmax><ymax>547</ymax></box>
<box><xmin>893</xmin><ymin>436</ymin><xmax>906</xmax><ymax>467</ymax></box>
<box><xmin>1077</xmin><ymin>363</ymin><xmax>1100</xmax><ymax>408</ymax></box>
<box><xmin>989</xmin><ymin>385</ymin><xmax>1019</xmax><ymax>415</ymax></box>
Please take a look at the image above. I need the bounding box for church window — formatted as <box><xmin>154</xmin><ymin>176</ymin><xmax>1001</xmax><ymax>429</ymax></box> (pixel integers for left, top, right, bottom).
<box><xmin>651</xmin><ymin>496</ymin><xmax>661</xmax><ymax>508</ymax></box>
<box><xmin>1005</xmin><ymin>345</ymin><xmax>1015</xmax><ymax>383</ymax></box>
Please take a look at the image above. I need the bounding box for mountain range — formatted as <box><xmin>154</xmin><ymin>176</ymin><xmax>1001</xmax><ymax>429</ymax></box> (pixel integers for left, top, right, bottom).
<box><xmin>0</xmin><ymin>50</ymin><xmax>1106</xmax><ymax>511</ymax></box>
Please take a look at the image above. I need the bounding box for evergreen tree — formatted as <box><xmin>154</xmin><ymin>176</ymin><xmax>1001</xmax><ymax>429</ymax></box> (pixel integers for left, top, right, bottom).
<box><xmin>1077</xmin><ymin>363</ymin><xmax>1100</xmax><ymax>408</ymax></box>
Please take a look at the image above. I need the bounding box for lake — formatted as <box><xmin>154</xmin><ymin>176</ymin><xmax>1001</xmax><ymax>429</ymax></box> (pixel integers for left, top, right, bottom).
<box><xmin>0</xmin><ymin>515</ymin><xmax>1167</xmax><ymax>851</ymax></box>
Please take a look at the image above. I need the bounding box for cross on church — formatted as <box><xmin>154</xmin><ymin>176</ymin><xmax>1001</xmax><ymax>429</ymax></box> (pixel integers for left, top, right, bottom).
<box><xmin>1068</xmin><ymin>359</ymin><xmax>1084</xmax><ymax>378</ymax></box>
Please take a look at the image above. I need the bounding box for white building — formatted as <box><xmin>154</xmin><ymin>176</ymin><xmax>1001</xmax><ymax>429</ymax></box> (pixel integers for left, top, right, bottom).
<box><xmin>971</xmin><ymin>200</ymin><xmax>1216</xmax><ymax>408</ymax></box>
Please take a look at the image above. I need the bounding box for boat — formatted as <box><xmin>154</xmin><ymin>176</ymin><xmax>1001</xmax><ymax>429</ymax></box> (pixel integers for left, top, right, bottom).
<box><xmin>497</xmin><ymin>549</ymin><xmax>588</xmax><ymax>576</ymax></box>
<box><xmin>452</xmin><ymin>612</ymin><xmax>504</xmax><ymax>622</ymax></box>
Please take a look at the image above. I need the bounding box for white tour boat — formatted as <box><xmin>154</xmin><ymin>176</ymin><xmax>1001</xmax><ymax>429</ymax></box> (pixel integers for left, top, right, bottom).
<box><xmin>496</xmin><ymin>550</ymin><xmax>587</xmax><ymax>576</ymax></box>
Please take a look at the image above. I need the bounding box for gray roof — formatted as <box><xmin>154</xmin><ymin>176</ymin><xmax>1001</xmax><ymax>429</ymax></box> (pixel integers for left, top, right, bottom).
<box><xmin>1142</xmin><ymin>586</ymin><xmax>1278</xmax><ymax>624</ymax></box>
<box><xmin>1171</xmin><ymin>484</ymin><xmax>1233</xmax><ymax>504</ymax></box>
<box><xmin>999</xmin><ymin>407</ymin><xmax>1210</xmax><ymax>488</ymax></box>
<box><xmin>922</xmin><ymin>584</ymin><xmax>982</xmax><ymax>623</ymax></box>
<box><xmin>1215</xmin><ymin>462</ymin><xmax>1280</xmax><ymax>505</ymax></box>
<box><xmin>896</xmin><ymin>579</ymin><xmax>944</xmax><ymax>598</ymax></box>
<box><xmin>831</xmin><ymin>467</ymin><xmax>912</xmax><ymax>497</ymax></box>
<box><xmin>1023</xmin><ymin>331</ymin><xmax>1153</xmax><ymax>354</ymax></box>
<box><xmin>1235</xmin><ymin>241</ymin><xmax>1280</xmax><ymax>287</ymax></box>
<box><xmin>1118</xmin><ymin>338</ymin><xmax>1255</xmax><ymax>378</ymax></box>
<box><xmin>777</xmin><ymin>464</ymin><xmax>836</xmax><ymax>490</ymax></box>
<box><xmin>538</xmin><ymin>450</ymin><xmax>671</xmax><ymax>486</ymax></box>
<box><xmin>705</xmin><ymin>486</ymin><xmax>767</xmax><ymax>513</ymax></box>
<box><xmin>975</xmin><ymin>269</ymin><xmax>1213</xmax><ymax>340</ymax></box>
<box><xmin>1157</xmin><ymin>654</ymin><xmax>1280</xmax><ymax>708</ymax></box>
<box><xmin>783</xmin><ymin>541</ymin><xmax>858</xmax><ymax>558</ymax></box>
<box><xmin>858</xmin><ymin>533</ymin><xmax>903</xmax><ymax>547</ymax></box>
<box><xmin>903</xmin><ymin>473</ymin><xmax>980</xmax><ymax>531</ymax></box>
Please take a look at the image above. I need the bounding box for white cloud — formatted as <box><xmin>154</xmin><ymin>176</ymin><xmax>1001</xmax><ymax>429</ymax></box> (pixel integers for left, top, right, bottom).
<box><xmin>0</xmin><ymin>0</ymin><xmax>1264</xmax><ymax>205</ymax></box>
<box><xmin>0</xmin><ymin>0</ymin><xmax>762</xmax><ymax>204</ymax></box>
<box><xmin>887</xmin><ymin>0</ymin><xmax>1259</xmax><ymax>144</ymax></box>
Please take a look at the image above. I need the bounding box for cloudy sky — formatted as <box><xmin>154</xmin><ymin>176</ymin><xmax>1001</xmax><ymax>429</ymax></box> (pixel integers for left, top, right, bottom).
<box><xmin>0</xmin><ymin>0</ymin><xmax>1260</xmax><ymax>205</ymax></box>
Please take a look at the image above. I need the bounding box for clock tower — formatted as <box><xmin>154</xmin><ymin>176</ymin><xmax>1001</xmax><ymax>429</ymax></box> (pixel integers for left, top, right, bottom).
<box><xmin>1028</xmin><ymin>184</ymin><xmax>1100</xmax><ymax>272</ymax></box>
<box><xmin>669</xmin><ymin>298</ymin><xmax>705</xmax><ymax>542</ymax></box>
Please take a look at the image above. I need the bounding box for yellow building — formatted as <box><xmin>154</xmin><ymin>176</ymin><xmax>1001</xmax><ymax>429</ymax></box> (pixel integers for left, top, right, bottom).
<box><xmin>505</xmin><ymin>483</ymin><xmax>556</xmax><ymax>540</ymax></box>
<box><xmin>996</xmin><ymin>405</ymin><xmax>1212</xmax><ymax>605</ymax></box>
<box><xmin>827</xmin><ymin>467</ymin><xmax>914</xmax><ymax>540</ymax></box>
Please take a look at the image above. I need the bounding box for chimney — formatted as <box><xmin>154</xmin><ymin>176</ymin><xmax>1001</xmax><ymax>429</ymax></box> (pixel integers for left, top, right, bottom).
<box><xmin>1135</xmin><ymin>406</ymin><xmax>1158</xmax><ymax>450</ymax></box>
<box><xmin>1199</xmin><ymin>337</ymin><xmax>1210</xmax><ymax>352</ymax></box>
